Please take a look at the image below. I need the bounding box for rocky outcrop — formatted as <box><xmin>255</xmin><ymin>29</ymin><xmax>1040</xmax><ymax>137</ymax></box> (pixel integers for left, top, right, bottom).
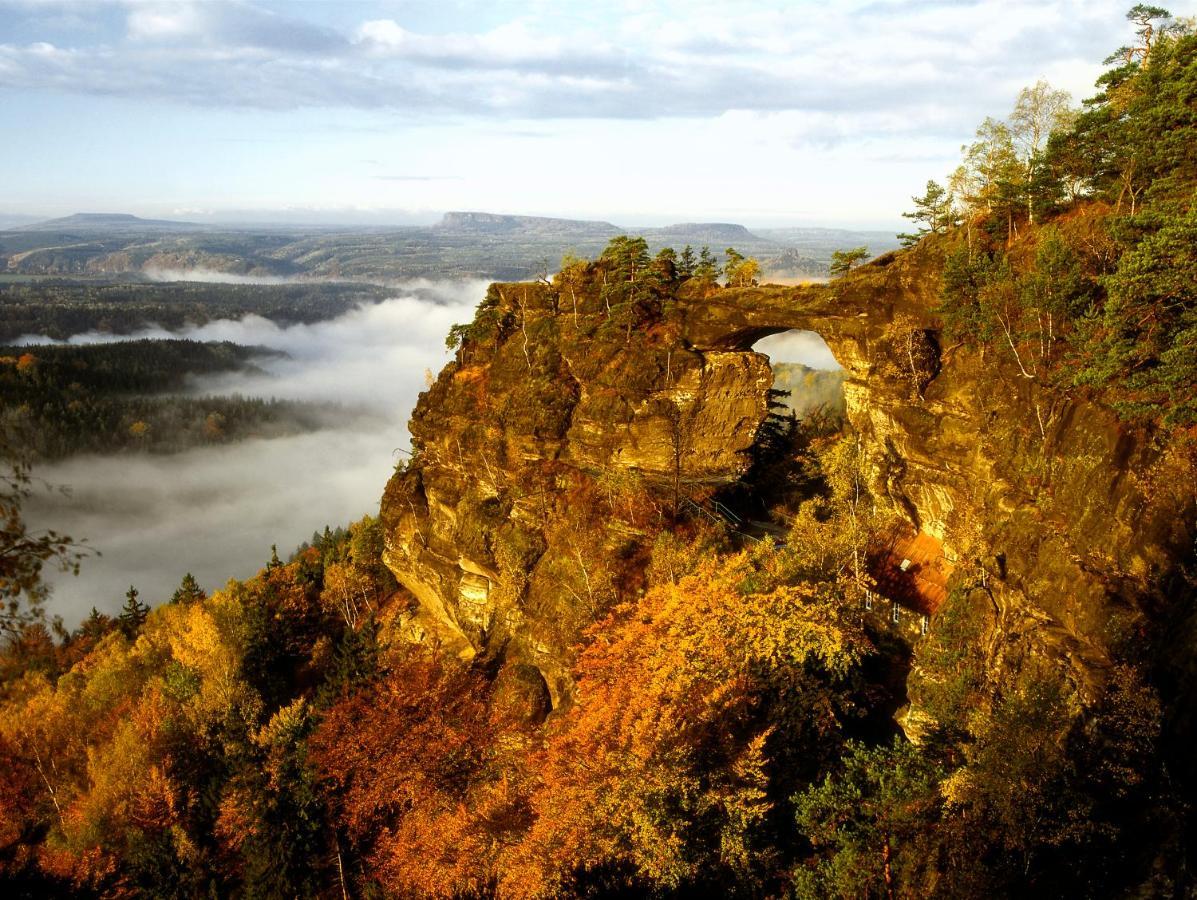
<box><xmin>380</xmin><ymin>243</ymin><xmax>1195</xmax><ymax>709</ymax></box>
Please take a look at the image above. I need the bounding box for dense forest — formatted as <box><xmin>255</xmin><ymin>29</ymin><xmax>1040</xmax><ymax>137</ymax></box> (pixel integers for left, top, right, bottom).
<box><xmin>0</xmin><ymin>7</ymin><xmax>1195</xmax><ymax>899</ymax></box>
<box><xmin>0</xmin><ymin>280</ymin><xmax>391</xmax><ymax>343</ymax></box>
<box><xmin>0</xmin><ymin>340</ymin><xmax>347</xmax><ymax>458</ymax></box>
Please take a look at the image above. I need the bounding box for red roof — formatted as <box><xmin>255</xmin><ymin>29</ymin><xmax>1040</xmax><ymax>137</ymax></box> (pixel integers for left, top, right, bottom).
<box><xmin>866</xmin><ymin>527</ymin><xmax>953</xmax><ymax>616</ymax></box>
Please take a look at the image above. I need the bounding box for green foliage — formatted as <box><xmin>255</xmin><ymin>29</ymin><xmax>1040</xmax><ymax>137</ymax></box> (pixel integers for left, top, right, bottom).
<box><xmin>899</xmin><ymin>180</ymin><xmax>955</xmax><ymax>246</ymax></box>
<box><xmin>936</xmin><ymin>247</ymin><xmax>1000</xmax><ymax>340</ymax></box>
<box><xmin>908</xmin><ymin>587</ymin><xmax>988</xmax><ymax>737</ymax></box>
<box><xmin>0</xmin><ymin>339</ymin><xmax>343</xmax><ymax>459</ymax></box>
<box><xmin>445</xmin><ymin>321</ymin><xmax>474</xmax><ymax>351</ymax></box>
<box><xmin>794</xmin><ymin>739</ymin><xmax>943</xmax><ymax>898</ymax></box>
<box><xmin>0</xmin><ymin>280</ymin><xmax>390</xmax><ymax>343</ymax></box>
<box><xmin>678</xmin><ymin>245</ymin><xmax>697</xmax><ymax>279</ymax></box>
<box><xmin>910</xmin><ymin>12</ymin><xmax>1197</xmax><ymax>425</ymax></box>
<box><xmin>1074</xmin><ymin>209</ymin><xmax>1197</xmax><ymax>423</ymax></box>
<box><xmin>723</xmin><ymin>247</ymin><xmax>761</xmax><ymax>287</ymax></box>
<box><xmin>599</xmin><ymin>235</ymin><xmax>651</xmax><ymax>284</ymax></box>
<box><xmin>829</xmin><ymin>246</ymin><xmax>869</xmax><ymax>277</ymax></box>
<box><xmin>695</xmin><ymin>245</ymin><xmax>720</xmax><ymax>282</ymax></box>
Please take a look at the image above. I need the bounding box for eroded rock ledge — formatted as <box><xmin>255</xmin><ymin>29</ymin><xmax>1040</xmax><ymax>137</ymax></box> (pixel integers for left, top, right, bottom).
<box><xmin>381</xmin><ymin>244</ymin><xmax>1193</xmax><ymax>707</ymax></box>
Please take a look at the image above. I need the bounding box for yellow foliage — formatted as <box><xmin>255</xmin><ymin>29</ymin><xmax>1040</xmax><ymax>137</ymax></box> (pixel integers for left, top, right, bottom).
<box><xmin>502</xmin><ymin>551</ymin><xmax>870</xmax><ymax>896</ymax></box>
<box><xmin>157</xmin><ymin>590</ymin><xmax>258</xmax><ymax>728</ymax></box>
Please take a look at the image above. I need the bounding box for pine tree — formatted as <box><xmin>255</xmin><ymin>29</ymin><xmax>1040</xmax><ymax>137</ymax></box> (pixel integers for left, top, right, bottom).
<box><xmin>722</xmin><ymin>247</ymin><xmax>745</xmax><ymax>283</ymax></box>
<box><xmin>678</xmin><ymin>245</ymin><xmax>697</xmax><ymax>279</ymax></box>
<box><xmin>170</xmin><ymin>572</ymin><xmax>206</xmax><ymax>604</ymax></box>
<box><xmin>829</xmin><ymin>246</ymin><xmax>869</xmax><ymax>277</ymax></box>
<box><xmin>79</xmin><ymin>606</ymin><xmax>113</xmax><ymax>641</ymax></box>
<box><xmin>118</xmin><ymin>585</ymin><xmax>149</xmax><ymax>637</ymax></box>
<box><xmin>695</xmin><ymin>246</ymin><xmax>719</xmax><ymax>282</ymax></box>
<box><xmin>898</xmin><ymin>180</ymin><xmax>955</xmax><ymax>246</ymax></box>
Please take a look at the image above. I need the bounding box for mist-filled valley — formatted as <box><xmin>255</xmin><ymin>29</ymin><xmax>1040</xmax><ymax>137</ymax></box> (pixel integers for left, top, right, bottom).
<box><xmin>19</xmin><ymin>282</ymin><xmax>483</xmax><ymax>621</ymax></box>
<box><xmin>16</xmin><ymin>279</ymin><xmax>845</xmax><ymax>623</ymax></box>
<box><xmin>7</xmin><ymin>4</ymin><xmax>1197</xmax><ymax>898</ymax></box>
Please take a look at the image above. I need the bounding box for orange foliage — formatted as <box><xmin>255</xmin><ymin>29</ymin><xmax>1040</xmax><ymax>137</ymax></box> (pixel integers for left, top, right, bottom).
<box><xmin>310</xmin><ymin>653</ymin><xmax>531</xmax><ymax>897</ymax></box>
<box><xmin>500</xmin><ymin>552</ymin><xmax>869</xmax><ymax>897</ymax></box>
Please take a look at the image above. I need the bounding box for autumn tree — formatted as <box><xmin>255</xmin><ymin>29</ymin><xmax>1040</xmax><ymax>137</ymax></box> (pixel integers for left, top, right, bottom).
<box><xmin>309</xmin><ymin>653</ymin><xmax>518</xmax><ymax>898</ymax></box>
<box><xmin>504</xmin><ymin>552</ymin><xmax>870</xmax><ymax>897</ymax></box>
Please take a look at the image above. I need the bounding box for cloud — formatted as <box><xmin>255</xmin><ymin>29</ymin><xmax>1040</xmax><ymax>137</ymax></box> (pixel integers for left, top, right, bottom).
<box><xmin>372</xmin><ymin>174</ymin><xmax>463</xmax><ymax>182</ymax></box>
<box><xmin>22</xmin><ymin>281</ymin><xmax>486</xmax><ymax>622</ymax></box>
<box><xmin>125</xmin><ymin>0</ymin><xmax>344</xmax><ymax>53</ymax></box>
<box><xmin>0</xmin><ymin>0</ymin><xmax>1129</xmax><ymax>130</ymax></box>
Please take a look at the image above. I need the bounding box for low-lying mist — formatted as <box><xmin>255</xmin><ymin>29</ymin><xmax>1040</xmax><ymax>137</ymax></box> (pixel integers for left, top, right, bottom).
<box><xmin>25</xmin><ymin>281</ymin><xmax>486</xmax><ymax>622</ymax></box>
<box><xmin>753</xmin><ymin>330</ymin><xmax>842</xmax><ymax>370</ymax></box>
<box><xmin>143</xmin><ymin>268</ymin><xmax>298</xmax><ymax>285</ymax></box>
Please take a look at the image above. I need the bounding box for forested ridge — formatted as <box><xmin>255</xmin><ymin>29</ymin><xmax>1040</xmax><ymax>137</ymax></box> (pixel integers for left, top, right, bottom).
<box><xmin>1</xmin><ymin>7</ymin><xmax>1196</xmax><ymax>898</ymax></box>
<box><xmin>0</xmin><ymin>280</ymin><xmax>391</xmax><ymax>343</ymax></box>
<box><xmin>0</xmin><ymin>340</ymin><xmax>348</xmax><ymax>459</ymax></box>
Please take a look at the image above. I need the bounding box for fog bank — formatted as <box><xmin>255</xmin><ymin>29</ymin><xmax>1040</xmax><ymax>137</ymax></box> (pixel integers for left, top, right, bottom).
<box><xmin>25</xmin><ymin>283</ymin><xmax>483</xmax><ymax>621</ymax></box>
<box><xmin>753</xmin><ymin>330</ymin><xmax>842</xmax><ymax>370</ymax></box>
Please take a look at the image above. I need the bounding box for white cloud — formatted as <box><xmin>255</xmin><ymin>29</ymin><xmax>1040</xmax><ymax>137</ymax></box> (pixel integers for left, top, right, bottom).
<box><xmin>0</xmin><ymin>0</ymin><xmax>1131</xmax><ymax>122</ymax></box>
<box><xmin>126</xmin><ymin>2</ymin><xmax>204</xmax><ymax>41</ymax></box>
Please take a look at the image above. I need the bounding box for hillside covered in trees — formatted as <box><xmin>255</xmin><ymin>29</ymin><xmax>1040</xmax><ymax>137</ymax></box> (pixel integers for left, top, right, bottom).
<box><xmin>0</xmin><ymin>280</ymin><xmax>393</xmax><ymax>343</ymax></box>
<box><xmin>0</xmin><ymin>340</ymin><xmax>352</xmax><ymax>459</ymax></box>
<box><xmin>1</xmin><ymin>6</ymin><xmax>1196</xmax><ymax>899</ymax></box>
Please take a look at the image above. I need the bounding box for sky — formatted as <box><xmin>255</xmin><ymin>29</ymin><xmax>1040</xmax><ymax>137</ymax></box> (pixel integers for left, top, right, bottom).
<box><xmin>0</xmin><ymin>0</ymin><xmax>1160</xmax><ymax>228</ymax></box>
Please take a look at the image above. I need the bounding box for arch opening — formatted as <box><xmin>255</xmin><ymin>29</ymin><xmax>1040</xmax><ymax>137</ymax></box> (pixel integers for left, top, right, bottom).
<box><xmin>752</xmin><ymin>329</ymin><xmax>846</xmax><ymax>422</ymax></box>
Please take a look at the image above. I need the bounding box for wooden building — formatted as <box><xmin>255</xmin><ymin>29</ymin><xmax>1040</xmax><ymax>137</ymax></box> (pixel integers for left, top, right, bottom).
<box><xmin>864</xmin><ymin>527</ymin><xmax>954</xmax><ymax>635</ymax></box>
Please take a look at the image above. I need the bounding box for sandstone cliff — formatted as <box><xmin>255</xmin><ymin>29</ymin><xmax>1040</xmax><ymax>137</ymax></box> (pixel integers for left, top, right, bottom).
<box><xmin>380</xmin><ymin>242</ymin><xmax>1195</xmax><ymax>714</ymax></box>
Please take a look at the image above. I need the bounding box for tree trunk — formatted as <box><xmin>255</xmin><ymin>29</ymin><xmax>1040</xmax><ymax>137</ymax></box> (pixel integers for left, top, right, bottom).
<box><xmin>882</xmin><ymin>833</ymin><xmax>895</xmax><ymax>900</ymax></box>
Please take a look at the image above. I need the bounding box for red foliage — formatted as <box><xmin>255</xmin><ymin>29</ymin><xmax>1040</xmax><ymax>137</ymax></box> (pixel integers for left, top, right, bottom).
<box><xmin>309</xmin><ymin>653</ymin><xmax>529</xmax><ymax>896</ymax></box>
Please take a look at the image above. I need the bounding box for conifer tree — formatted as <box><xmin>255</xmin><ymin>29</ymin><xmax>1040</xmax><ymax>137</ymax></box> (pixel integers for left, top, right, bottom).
<box><xmin>678</xmin><ymin>245</ymin><xmax>697</xmax><ymax>279</ymax></box>
<box><xmin>170</xmin><ymin>572</ymin><xmax>206</xmax><ymax>604</ymax></box>
<box><xmin>695</xmin><ymin>246</ymin><xmax>719</xmax><ymax>282</ymax></box>
<box><xmin>829</xmin><ymin>246</ymin><xmax>869</xmax><ymax>277</ymax></box>
<box><xmin>898</xmin><ymin>180</ymin><xmax>955</xmax><ymax>246</ymax></box>
<box><xmin>118</xmin><ymin>585</ymin><xmax>149</xmax><ymax>637</ymax></box>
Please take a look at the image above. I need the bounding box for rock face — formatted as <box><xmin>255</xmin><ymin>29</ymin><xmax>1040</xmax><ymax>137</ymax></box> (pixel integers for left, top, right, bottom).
<box><xmin>380</xmin><ymin>244</ymin><xmax>1194</xmax><ymax>709</ymax></box>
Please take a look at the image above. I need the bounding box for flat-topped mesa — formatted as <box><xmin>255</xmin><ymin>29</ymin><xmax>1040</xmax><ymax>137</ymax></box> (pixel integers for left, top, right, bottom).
<box><xmin>380</xmin><ymin>242</ymin><xmax>1190</xmax><ymax>709</ymax></box>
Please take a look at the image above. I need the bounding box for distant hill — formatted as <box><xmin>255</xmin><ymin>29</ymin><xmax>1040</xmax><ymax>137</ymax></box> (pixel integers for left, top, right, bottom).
<box><xmin>0</xmin><ymin>214</ymin><xmax>41</xmax><ymax>230</ymax></box>
<box><xmin>19</xmin><ymin>213</ymin><xmax>209</xmax><ymax>233</ymax></box>
<box><xmin>755</xmin><ymin>225</ymin><xmax>901</xmax><ymax>258</ymax></box>
<box><xmin>645</xmin><ymin>222</ymin><xmax>765</xmax><ymax>244</ymax></box>
<box><xmin>437</xmin><ymin>212</ymin><xmax>620</xmax><ymax>237</ymax></box>
<box><xmin>0</xmin><ymin>211</ymin><xmax>892</xmax><ymax>281</ymax></box>
<box><xmin>437</xmin><ymin>213</ymin><xmax>768</xmax><ymax>246</ymax></box>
